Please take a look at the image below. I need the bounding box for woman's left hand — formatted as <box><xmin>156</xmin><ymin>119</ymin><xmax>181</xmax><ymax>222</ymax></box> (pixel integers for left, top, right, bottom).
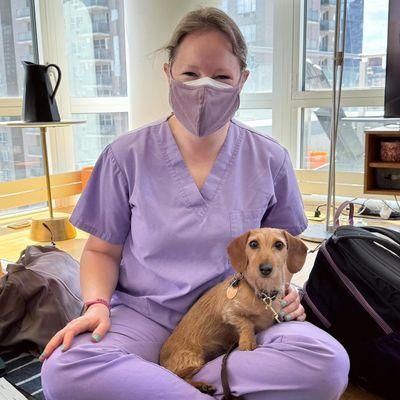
<box><xmin>279</xmin><ymin>284</ymin><xmax>306</xmax><ymax>322</ymax></box>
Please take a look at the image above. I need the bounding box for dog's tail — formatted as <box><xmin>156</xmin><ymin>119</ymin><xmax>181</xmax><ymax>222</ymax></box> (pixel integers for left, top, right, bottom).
<box><xmin>221</xmin><ymin>343</ymin><xmax>245</xmax><ymax>400</ymax></box>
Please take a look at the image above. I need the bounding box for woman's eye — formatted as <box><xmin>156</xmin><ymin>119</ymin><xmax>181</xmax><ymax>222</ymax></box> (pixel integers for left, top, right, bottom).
<box><xmin>249</xmin><ymin>240</ymin><xmax>259</xmax><ymax>249</ymax></box>
<box><xmin>274</xmin><ymin>241</ymin><xmax>284</xmax><ymax>250</ymax></box>
<box><xmin>183</xmin><ymin>72</ymin><xmax>197</xmax><ymax>77</ymax></box>
<box><xmin>214</xmin><ymin>75</ymin><xmax>230</xmax><ymax>80</ymax></box>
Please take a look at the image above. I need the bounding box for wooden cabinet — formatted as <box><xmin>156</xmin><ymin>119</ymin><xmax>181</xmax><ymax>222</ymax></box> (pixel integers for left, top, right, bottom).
<box><xmin>364</xmin><ymin>127</ymin><xmax>400</xmax><ymax>195</ymax></box>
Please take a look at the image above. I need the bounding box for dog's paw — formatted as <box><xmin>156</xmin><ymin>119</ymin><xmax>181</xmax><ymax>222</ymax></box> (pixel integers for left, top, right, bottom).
<box><xmin>238</xmin><ymin>338</ymin><xmax>257</xmax><ymax>351</ymax></box>
<box><xmin>192</xmin><ymin>381</ymin><xmax>216</xmax><ymax>395</ymax></box>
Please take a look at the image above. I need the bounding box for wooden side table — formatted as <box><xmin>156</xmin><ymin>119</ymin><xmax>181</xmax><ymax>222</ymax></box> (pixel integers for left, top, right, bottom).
<box><xmin>0</xmin><ymin>120</ymin><xmax>85</xmax><ymax>241</ymax></box>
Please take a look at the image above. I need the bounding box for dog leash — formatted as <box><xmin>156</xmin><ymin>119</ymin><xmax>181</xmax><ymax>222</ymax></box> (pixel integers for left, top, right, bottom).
<box><xmin>221</xmin><ymin>342</ymin><xmax>245</xmax><ymax>400</ymax></box>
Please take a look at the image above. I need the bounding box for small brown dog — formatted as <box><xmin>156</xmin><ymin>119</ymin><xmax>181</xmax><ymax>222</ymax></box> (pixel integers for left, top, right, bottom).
<box><xmin>159</xmin><ymin>228</ymin><xmax>308</xmax><ymax>394</ymax></box>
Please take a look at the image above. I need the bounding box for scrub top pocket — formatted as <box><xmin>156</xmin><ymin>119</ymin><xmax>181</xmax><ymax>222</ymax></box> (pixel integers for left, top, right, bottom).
<box><xmin>229</xmin><ymin>208</ymin><xmax>266</xmax><ymax>238</ymax></box>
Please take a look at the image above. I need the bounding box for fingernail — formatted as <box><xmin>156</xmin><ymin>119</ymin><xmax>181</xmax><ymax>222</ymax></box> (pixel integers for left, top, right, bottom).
<box><xmin>279</xmin><ymin>311</ymin><xmax>286</xmax><ymax>318</ymax></box>
<box><xmin>92</xmin><ymin>333</ymin><xmax>101</xmax><ymax>342</ymax></box>
<box><xmin>285</xmin><ymin>315</ymin><xmax>293</xmax><ymax>321</ymax></box>
<box><xmin>61</xmin><ymin>344</ymin><xmax>65</xmax><ymax>351</ymax></box>
<box><xmin>280</xmin><ymin>300</ymin><xmax>287</xmax><ymax>307</ymax></box>
<box><xmin>38</xmin><ymin>351</ymin><xmax>46</xmax><ymax>362</ymax></box>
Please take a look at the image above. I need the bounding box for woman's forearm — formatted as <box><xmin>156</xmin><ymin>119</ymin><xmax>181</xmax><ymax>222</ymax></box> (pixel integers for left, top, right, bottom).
<box><xmin>80</xmin><ymin>249</ymin><xmax>120</xmax><ymax>303</ymax></box>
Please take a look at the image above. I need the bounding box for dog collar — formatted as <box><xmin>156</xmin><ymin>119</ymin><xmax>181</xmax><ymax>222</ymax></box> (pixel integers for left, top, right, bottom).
<box><xmin>257</xmin><ymin>290</ymin><xmax>283</xmax><ymax>324</ymax></box>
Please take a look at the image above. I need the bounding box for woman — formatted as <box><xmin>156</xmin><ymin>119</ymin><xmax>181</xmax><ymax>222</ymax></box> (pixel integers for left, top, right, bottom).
<box><xmin>41</xmin><ymin>7</ymin><xmax>349</xmax><ymax>400</ymax></box>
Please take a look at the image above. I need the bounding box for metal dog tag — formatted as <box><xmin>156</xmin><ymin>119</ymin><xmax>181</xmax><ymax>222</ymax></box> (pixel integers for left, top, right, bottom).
<box><xmin>226</xmin><ymin>274</ymin><xmax>242</xmax><ymax>300</ymax></box>
<box><xmin>226</xmin><ymin>285</ymin><xmax>239</xmax><ymax>299</ymax></box>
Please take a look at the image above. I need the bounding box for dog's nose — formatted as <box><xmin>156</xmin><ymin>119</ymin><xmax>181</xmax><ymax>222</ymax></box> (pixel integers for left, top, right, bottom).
<box><xmin>259</xmin><ymin>263</ymin><xmax>273</xmax><ymax>276</ymax></box>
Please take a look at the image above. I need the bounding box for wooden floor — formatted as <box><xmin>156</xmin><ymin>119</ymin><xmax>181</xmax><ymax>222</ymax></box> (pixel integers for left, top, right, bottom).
<box><xmin>1</xmin><ymin>207</ymin><xmax>398</xmax><ymax>399</ymax></box>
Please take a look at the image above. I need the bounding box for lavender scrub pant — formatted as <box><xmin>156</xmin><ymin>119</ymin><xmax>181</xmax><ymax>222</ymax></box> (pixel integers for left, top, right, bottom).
<box><xmin>41</xmin><ymin>304</ymin><xmax>349</xmax><ymax>400</ymax></box>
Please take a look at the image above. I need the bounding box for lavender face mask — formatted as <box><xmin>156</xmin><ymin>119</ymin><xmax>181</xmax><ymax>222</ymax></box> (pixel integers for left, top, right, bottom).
<box><xmin>168</xmin><ymin>73</ymin><xmax>242</xmax><ymax>137</ymax></box>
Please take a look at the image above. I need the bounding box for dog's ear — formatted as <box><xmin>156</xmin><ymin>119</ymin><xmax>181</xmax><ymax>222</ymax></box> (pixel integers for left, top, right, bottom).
<box><xmin>283</xmin><ymin>231</ymin><xmax>308</xmax><ymax>273</ymax></box>
<box><xmin>227</xmin><ymin>231</ymin><xmax>250</xmax><ymax>273</ymax></box>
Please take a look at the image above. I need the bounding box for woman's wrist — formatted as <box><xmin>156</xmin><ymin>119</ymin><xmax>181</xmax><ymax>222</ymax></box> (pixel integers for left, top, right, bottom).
<box><xmin>81</xmin><ymin>298</ymin><xmax>111</xmax><ymax>316</ymax></box>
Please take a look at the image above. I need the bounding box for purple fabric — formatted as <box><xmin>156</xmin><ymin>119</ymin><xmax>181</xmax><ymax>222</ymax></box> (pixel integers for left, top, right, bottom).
<box><xmin>69</xmin><ymin>116</ymin><xmax>308</xmax><ymax>331</ymax></box>
<box><xmin>169</xmin><ymin>76</ymin><xmax>241</xmax><ymax>136</ymax></box>
<box><xmin>41</xmin><ymin>305</ymin><xmax>349</xmax><ymax>400</ymax></box>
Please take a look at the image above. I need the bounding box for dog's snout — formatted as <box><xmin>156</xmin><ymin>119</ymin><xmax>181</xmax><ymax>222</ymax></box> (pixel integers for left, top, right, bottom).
<box><xmin>269</xmin><ymin>290</ymin><xmax>279</xmax><ymax>298</ymax></box>
<box><xmin>259</xmin><ymin>263</ymin><xmax>273</xmax><ymax>276</ymax></box>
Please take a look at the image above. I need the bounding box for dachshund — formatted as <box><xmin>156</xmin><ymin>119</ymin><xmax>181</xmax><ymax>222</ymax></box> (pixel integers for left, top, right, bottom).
<box><xmin>159</xmin><ymin>228</ymin><xmax>308</xmax><ymax>395</ymax></box>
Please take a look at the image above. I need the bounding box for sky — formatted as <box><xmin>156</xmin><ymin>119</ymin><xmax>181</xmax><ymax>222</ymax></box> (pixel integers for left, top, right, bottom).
<box><xmin>362</xmin><ymin>0</ymin><xmax>389</xmax><ymax>54</ymax></box>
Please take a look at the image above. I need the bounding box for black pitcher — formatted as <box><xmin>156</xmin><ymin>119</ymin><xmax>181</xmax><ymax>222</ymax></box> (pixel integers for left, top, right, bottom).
<box><xmin>22</xmin><ymin>61</ymin><xmax>62</xmax><ymax>122</ymax></box>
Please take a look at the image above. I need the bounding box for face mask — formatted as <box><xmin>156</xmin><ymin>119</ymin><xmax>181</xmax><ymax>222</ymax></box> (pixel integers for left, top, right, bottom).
<box><xmin>168</xmin><ymin>70</ymin><xmax>242</xmax><ymax>137</ymax></box>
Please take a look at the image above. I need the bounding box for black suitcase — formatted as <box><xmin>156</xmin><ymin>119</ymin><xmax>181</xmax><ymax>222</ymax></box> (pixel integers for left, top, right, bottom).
<box><xmin>301</xmin><ymin>203</ymin><xmax>400</xmax><ymax>399</ymax></box>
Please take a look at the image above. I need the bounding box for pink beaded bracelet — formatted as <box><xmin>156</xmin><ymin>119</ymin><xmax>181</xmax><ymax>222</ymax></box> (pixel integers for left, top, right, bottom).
<box><xmin>81</xmin><ymin>298</ymin><xmax>111</xmax><ymax>316</ymax></box>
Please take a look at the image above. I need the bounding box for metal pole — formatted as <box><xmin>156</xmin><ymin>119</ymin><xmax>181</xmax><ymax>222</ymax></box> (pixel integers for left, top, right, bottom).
<box><xmin>40</xmin><ymin>127</ymin><xmax>54</xmax><ymax>218</ymax></box>
<box><xmin>325</xmin><ymin>0</ymin><xmax>347</xmax><ymax>231</ymax></box>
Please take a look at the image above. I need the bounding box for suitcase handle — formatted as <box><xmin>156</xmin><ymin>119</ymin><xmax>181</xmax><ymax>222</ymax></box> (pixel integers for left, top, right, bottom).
<box><xmin>334</xmin><ymin>201</ymin><xmax>354</xmax><ymax>229</ymax></box>
<box><xmin>361</xmin><ymin>226</ymin><xmax>400</xmax><ymax>247</ymax></box>
<box><xmin>332</xmin><ymin>227</ymin><xmax>400</xmax><ymax>254</ymax></box>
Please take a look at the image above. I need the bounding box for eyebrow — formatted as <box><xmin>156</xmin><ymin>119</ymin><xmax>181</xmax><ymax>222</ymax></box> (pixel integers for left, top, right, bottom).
<box><xmin>181</xmin><ymin>65</ymin><xmax>233</xmax><ymax>75</ymax></box>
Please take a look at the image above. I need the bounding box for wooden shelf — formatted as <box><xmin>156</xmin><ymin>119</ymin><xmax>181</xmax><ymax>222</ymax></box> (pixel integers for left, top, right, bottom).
<box><xmin>364</xmin><ymin>130</ymin><xmax>400</xmax><ymax>195</ymax></box>
<box><xmin>369</xmin><ymin>162</ymin><xmax>400</xmax><ymax>169</ymax></box>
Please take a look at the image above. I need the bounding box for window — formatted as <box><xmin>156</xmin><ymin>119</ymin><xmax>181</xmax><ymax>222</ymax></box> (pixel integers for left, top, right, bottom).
<box><xmin>0</xmin><ymin>0</ymin><xmax>40</xmax><ymax>193</ymax></box>
<box><xmin>0</xmin><ymin>0</ymin><xmax>129</xmax><ymax>216</ymax></box>
<box><xmin>304</xmin><ymin>0</ymin><xmax>389</xmax><ymax>90</ymax></box>
<box><xmin>223</xmin><ymin>0</ymin><xmax>273</xmax><ymax>93</ymax></box>
<box><xmin>240</xmin><ymin>24</ymin><xmax>256</xmax><ymax>44</ymax></box>
<box><xmin>63</xmin><ymin>0</ymin><xmax>127</xmax><ymax>97</ymax></box>
<box><xmin>0</xmin><ymin>0</ymin><xmax>36</xmax><ymax>97</ymax></box>
<box><xmin>301</xmin><ymin>107</ymin><xmax>385</xmax><ymax>172</ymax></box>
<box><xmin>62</xmin><ymin>0</ymin><xmax>129</xmax><ymax>168</ymax></box>
<box><xmin>219</xmin><ymin>0</ymin><xmax>273</xmax><ymax>149</ymax></box>
<box><xmin>235</xmin><ymin>109</ymin><xmax>273</xmax><ymax>136</ymax></box>
<box><xmin>299</xmin><ymin>0</ymin><xmax>389</xmax><ymax>175</ymax></box>
<box><xmin>237</xmin><ymin>0</ymin><xmax>256</xmax><ymax>14</ymax></box>
<box><xmin>71</xmin><ymin>112</ymin><xmax>129</xmax><ymax>169</ymax></box>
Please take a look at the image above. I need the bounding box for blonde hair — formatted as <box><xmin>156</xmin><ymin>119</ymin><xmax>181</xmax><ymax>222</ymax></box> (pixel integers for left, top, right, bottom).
<box><xmin>162</xmin><ymin>7</ymin><xmax>247</xmax><ymax>71</ymax></box>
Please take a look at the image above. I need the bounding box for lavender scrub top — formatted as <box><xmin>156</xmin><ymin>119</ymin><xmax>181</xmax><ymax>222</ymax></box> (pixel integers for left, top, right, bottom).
<box><xmin>70</xmin><ymin>115</ymin><xmax>308</xmax><ymax>330</ymax></box>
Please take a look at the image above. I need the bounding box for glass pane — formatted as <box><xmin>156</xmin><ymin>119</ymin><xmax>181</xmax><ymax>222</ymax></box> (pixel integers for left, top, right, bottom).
<box><xmin>304</xmin><ymin>0</ymin><xmax>389</xmax><ymax>90</ymax></box>
<box><xmin>63</xmin><ymin>0</ymin><xmax>127</xmax><ymax>97</ymax></box>
<box><xmin>0</xmin><ymin>0</ymin><xmax>36</xmax><ymax>97</ymax></box>
<box><xmin>221</xmin><ymin>0</ymin><xmax>273</xmax><ymax>93</ymax></box>
<box><xmin>0</xmin><ymin>116</ymin><xmax>46</xmax><ymax>216</ymax></box>
<box><xmin>301</xmin><ymin>106</ymin><xmax>388</xmax><ymax>172</ymax></box>
<box><xmin>72</xmin><ymin>112</ymin><xmax>128</xmax><ymax>168</ymax></box>
<box><xmin>235</xmin><ymin>109</ymin><xmax>272</xmax><ymax>136</ymax></box>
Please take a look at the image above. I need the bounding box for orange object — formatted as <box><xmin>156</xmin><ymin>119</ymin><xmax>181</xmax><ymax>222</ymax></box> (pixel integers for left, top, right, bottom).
<box><xmin>308</xmin><ymin>151</ymin><xmax>328</xmax><ymax>169</ymax></box>
<box><xmin>81</xmin><ymin>166</ymin><xmax>94</xmax><ymax>190</ymax></box>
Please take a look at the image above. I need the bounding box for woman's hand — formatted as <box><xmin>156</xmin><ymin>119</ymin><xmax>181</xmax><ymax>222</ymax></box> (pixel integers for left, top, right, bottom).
<box><xmin>39</xmin><ymin>304</ymin><xmax>111</xmax><ymax>362</ymax></box>
<box><xmin>279</xmin><ymin>284</ymin><xmax>306</xmax><ymax>322</ymax></box>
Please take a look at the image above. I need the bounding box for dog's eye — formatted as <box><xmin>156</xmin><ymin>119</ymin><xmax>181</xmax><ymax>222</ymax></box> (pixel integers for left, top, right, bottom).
<box><xmin>274</xmin><ymin>241</ymin><xmax>284</xmax><ymax>250</ymax></box>
<box><xmin>249</xmin><ymin>240</ymin><xmax>259</xmax><ymax>249</ymax></box>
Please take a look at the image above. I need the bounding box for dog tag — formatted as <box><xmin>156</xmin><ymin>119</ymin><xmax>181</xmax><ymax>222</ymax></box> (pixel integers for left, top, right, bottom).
<box><xmin>226</xmin><ymin>285</ymin><xmax>239</xmax><ymax>299</ymax></box>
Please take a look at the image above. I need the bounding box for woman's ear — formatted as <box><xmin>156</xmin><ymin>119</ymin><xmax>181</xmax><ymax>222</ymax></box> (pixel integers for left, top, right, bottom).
<box><xmin>283</xmin><ymin>231</ymin><xmax>308</xmax><ymax>273</ymax></box>
<box><xmin>163</xmin><ymin>63</ymin><xmax>171</xmax><ymax>82</ymax></box>
<box><xmin>227</xmin><ymin>231</ymin><xmax>250</xmax><ymax>273</ymax></box>
<box><xmin>239</xmin><ymin>69</ymin><xmax>250</xmax><ymax>90</ymax></box>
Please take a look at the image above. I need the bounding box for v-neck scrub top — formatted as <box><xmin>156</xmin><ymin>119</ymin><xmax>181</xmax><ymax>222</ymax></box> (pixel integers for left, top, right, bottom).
<box><xmin>70</xmin><ymin>116</ymin><xmax>308</xmax><ymax>331</ymax></box>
